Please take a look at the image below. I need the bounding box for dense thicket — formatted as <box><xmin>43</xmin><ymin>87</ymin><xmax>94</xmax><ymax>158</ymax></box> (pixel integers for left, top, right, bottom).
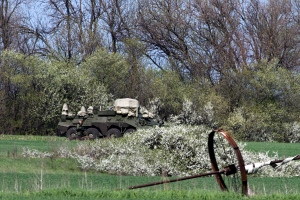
<box><xmin>1</xmin><ymin>0</ymin><xmax>300</xmax><ymax>142</ymax></box>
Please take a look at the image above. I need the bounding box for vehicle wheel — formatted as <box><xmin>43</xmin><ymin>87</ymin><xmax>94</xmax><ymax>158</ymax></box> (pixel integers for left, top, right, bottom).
<box><xmin>124</xmin><ymin>128</ymin><xmax>136</xmax><ymax>135</ymax></box>
<box><xmin>84</xmin><ymin>128</ymin><xmax>100</xmax><ymax>140</ymax></box>
<box><xmin>107</xmin><ymin>128</ymin><xmax>122</xmax><ymax>138</ymax></box>
<box><xmin>66</xmin><ymin>127</ymin><xmax>78</xmax><ymax>140</ymax></box>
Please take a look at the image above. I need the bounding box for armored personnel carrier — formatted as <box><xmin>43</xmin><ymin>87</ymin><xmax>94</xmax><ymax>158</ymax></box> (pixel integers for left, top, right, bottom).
<box><xmin>56</xmin><ymin>98</ymin><xmax>160</xmax><ymax>140</ymax></box>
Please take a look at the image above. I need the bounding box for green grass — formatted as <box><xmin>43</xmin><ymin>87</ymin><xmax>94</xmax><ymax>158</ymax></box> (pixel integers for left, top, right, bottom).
<box><xmin>0</xmin><ymin>135</ymin><xmax>299</xmax><ymax>199</ymax></box>
<box><xmin>0</xmin><ymin>189</ymin><xmax>246</xmax><ymax>200</ymax></box>
<box><xmin>0</xmin><ymin>170</ymin><xmax>299</xmax><ymax>195</ymax></box>
<box><xmin>244</xmin><ymin>142</ymin><xmax>300</xmax><ymax>158</ymax></box>
<box><xmin>1</xmin><ymin>189</ymin><xmax>300</xmax><ymax>200</ymax></box>
<box><xmin>0</xmin><ymin>157</ymin><xmax>78</xmax><ymax>174</ymax></box>
<box><xmin>0</xmin><ymin>172</ymin><xmax>215</xmax><ymax>192</ymax></box>
<box><xmin>0</xmin><ymin>135</ymin><xmax>70</xmax><ymax>157</ymax></box>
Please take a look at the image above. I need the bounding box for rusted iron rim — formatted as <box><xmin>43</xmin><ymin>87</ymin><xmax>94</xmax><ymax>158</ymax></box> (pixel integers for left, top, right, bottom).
<box><xmin>208</xmin><ymin>129</ymin><xmax>248</xmax><ymax>196</ymax></box>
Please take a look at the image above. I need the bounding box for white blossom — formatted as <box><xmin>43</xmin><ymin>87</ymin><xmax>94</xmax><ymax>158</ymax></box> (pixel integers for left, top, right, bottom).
<box><xmin>22</xmin><ymin>125</ymin><xmax>300</xmax><ymax>177</ymax></box>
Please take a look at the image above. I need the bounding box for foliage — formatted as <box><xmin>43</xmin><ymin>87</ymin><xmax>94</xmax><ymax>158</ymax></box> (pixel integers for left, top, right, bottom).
<box><xmin>148</xmin><ymin>70</ymin><xmax>186</xmax><ymax>118</ymax></box>
<box><xmin>283</xmin><ymin>122</ymin><xmax>300</xmax><ymax>143</ymax></box>
<box><xmin>164</xmin><ymin>59</ymin><xmax>300</xmax><ymax>142</ymax></box>
<box><xmin>21</xmin><ymin>125</ymin><xmax>300</xmax><ymax>178</ymax></box>
<box><xmin>3</xmin><ymin>0</ymin><xmax>300</xmax><ymax>144</ymax></box>
<box><xmin>81</xmin><ymin>49</ymin><xmax>130</xmax><ymax>99</ymax></box>
<box><xmin>31</xmin><ymin>59</ymin><xmax>111</xmax><ymax>121</ymax></box>
<box><xmin>2</xmin><ymin>49</ymin><xmax>300</xmax><ymax>142</ymax></box>
<box><xmin>0</xmin><ymin>51</ymin><xmax>41</xmax><ymax>134</ymax></box>
<box><xmin>219</xmin><ymin>60</ymin><xmax>300</xmax><ymax>141</ymax></box>
<box><xmin>0</xmin><ymin>51</ymin><xmax>111</xmax><ymax>135</ymax></box>
<box><xmin>169</xmin><ymin>90</ymin><xmax>229</xmax><ymax>128</ymax></box>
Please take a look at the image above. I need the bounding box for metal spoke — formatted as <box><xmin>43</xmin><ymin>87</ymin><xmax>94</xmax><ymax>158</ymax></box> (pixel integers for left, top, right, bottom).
<box><xmin>208</xmin><ymin>129</ymin><xmax>248</xmax><ymax>195</ymax></box>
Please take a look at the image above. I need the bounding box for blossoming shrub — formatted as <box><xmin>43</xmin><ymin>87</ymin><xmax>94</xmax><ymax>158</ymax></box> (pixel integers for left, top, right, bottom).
<box><xmin>169</xmin><ymin>100</ymin><xmax>222</xmax><ymax>128</ymax></box>
<box><xmin>22</xmin><ymin>125</ymin><xmax>299</xmax><ymax>177</ymax></box>
<box><xmin>283</xmin><ymin>122</ymin><xmax>300</xmax><ymax>143</ymax></box>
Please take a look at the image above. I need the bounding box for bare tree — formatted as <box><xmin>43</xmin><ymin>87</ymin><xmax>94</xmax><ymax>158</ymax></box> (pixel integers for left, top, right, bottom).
<box><xmin>39</xmin><ymin>0</ymin><xmax>76</xmax><ymax>60</ymax></box>
<box><xmin>0</xmin><ymin>0</ymin><xmax>27</xmax><ymax>51</ymax></box>
<box><xmin>243</xmin><ymin>0</ymin><xmax>300</xmax><ymax>70</ymax></box>
<box><xmin>136</xmin><ymin>0</ymin><xmax>193</xmax><ymax>79</ymax></box>
<box><xmin>190</xmin><ymin>0</ymin><xmax>249</xmax><ymax>82</ymax></box>
<box><xmin>34</xmin><ymin>0</ymin><xmax>104</xmax><ymax>63</ymax></box>
<box><xmin>135</xmin><ymin>0</ymin><xmax>248</xmax><ymax>82</ymax></box>
<box><xmin>99</xmin><ymin>0</ymin><xmax>136</xmax><ymax>53</ymax></box>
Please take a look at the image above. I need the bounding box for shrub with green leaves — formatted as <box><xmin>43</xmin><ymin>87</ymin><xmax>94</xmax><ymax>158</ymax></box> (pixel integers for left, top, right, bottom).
<box><xmin>81</xmin><ymin>49</ymin><xmax>130</xmax><ymax>99</ymax></box>
<box><xmin>0</xmin><ymin>50</ymin><xmax>115</xmax><ymax>135</ymax></box>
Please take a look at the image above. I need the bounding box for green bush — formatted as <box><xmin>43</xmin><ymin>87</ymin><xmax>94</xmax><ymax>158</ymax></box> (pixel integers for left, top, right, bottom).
<box><xmin>159</xmin><ymin>65</ymin><xmax>300</xmax><ymax>142</ymax></box>
<box><xmin>0</xmin><ymin>51</ymin><xmax>111</xmax><ymax>135</ymax></box>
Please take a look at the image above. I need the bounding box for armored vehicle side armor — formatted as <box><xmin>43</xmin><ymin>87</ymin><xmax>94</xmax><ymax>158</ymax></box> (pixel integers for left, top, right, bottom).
<box><xmin>57</xmin><ymin>98</ymin><xmax>160</xmax><ymax>140</ymax></box>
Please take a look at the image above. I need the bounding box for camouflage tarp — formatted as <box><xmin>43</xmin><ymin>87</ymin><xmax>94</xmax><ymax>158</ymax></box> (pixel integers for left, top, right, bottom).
<box><xmin>114</xmin><ymin>98</ymin><xmax>139</xmax><ymax>117</ymax></box>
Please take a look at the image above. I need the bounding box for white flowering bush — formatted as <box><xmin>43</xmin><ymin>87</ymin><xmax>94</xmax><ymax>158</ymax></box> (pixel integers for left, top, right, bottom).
<box><xmin>148</xmin><ymin>98</ymin><xmax>163</xmax><ymax>120</ymax></box>
<box><xmin>22</xmin><ymin>146</ymin><xmax>72</xmax><ymax>158</ymax></box>
<box><xmin>169</xmin><ymin>100</ymin><xmax>201</xmax><ymax>125</ymax></box>
<box><xmin>22</xmin><ymin>125</ymin><xmax>300</xmax><ymax>178</ymax></box>
<box><xmin>22</xmin><ymin>148</ymin><xmax>54</xmax><ymax>158</ymax></box>
<box><xmin>169</xmin><ymin>100</ymin><xmax>217</xmax><ymax>128</ymax></box>
<box><xmin>128</xmin><ymin>125</ymin><xmax>212</xmax><ymax>175</ymax></box>
<box><xmin>242</xmin><ymin>150</ymin><xmax>300</xmax><ymax>177</ymax></box>
<box><xmin>283</xmin><ymin>122</ymin><xmax>300</xmax><ymax>143</ymax></box>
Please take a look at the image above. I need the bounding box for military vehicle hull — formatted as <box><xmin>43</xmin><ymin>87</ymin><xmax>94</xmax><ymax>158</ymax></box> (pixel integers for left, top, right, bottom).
<box><xmin>57</xmin><ymin>99</ymin><xmax>159</xmax><ymax>140</ymax></box>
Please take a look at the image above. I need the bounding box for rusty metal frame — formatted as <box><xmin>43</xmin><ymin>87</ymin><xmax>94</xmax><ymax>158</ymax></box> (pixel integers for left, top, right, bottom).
<box><xmin>208</xmin><ymin>129</ymin><xmax>248</xmax><ymax>195</ymax></box>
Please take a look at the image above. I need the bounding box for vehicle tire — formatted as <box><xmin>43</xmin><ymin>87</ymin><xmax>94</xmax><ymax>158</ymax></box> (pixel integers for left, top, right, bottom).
<box><xmin>107</xmin><ymin>128</ymin><xmax>122</xmax><ymax>138</ymax></box>
<box><xmin>124</xmin><ymin>128</ymin><xmax>136</xmax><ymax>135</ymax></box>
<box><xmin>66</xmin><ymin>127</ymin><xmax>78</xmax><ymax>140</ymax></box>
<box><xmin>84</xmin><ymin>127</ymin><xmax>100</xmax><ymax>140</ymax></box>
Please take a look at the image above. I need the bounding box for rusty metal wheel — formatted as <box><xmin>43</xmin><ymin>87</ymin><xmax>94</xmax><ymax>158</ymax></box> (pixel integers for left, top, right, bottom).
<box><xmin>208</xmin><ymin>129</ymin><xmax>248</xmax><ymax>195</ymax></box>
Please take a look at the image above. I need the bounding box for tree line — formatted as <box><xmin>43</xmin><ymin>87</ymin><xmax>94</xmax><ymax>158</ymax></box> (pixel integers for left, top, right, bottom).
<box><xmin>1</xmin><ymin>0</ymin><xmax>300</xmax><ymax>142</ymax></box>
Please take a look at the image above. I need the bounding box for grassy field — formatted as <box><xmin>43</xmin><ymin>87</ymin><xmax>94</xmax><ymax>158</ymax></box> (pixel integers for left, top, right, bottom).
<box><xmin>0</xmin><ymin>135</ymin><xmax>299</xmax><ymax>199</ymax></box>
<box><xmin>244</xmin><ymin>142</ymin><xmax>300</xmax><ymax>158</ymax></box>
